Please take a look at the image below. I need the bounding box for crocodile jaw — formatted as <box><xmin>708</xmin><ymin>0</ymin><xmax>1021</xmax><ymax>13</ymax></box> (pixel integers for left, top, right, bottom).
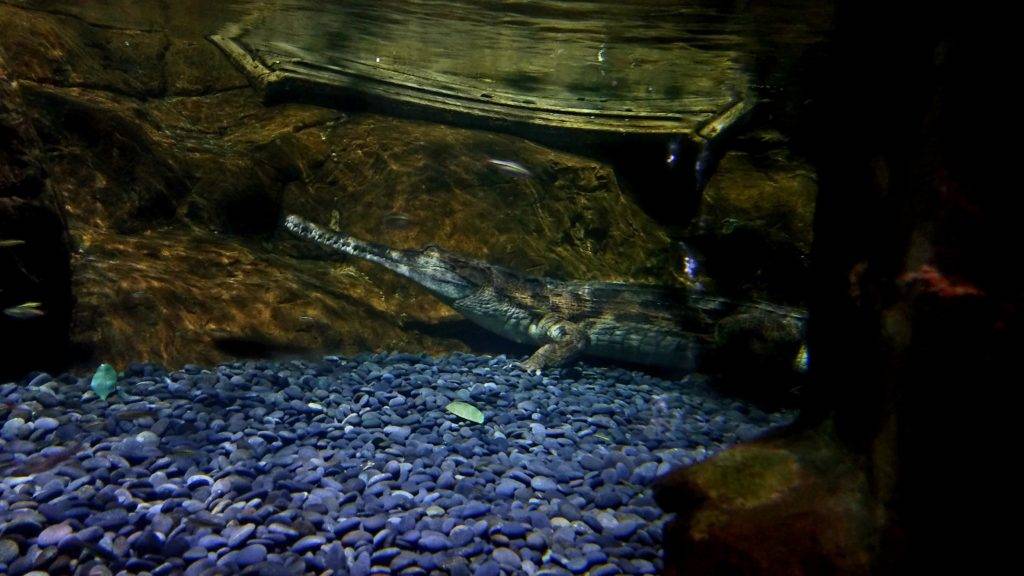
<box><xmin>284</xmin><ymin>215</ymin><xmax>479</xmax><ymax>302</ymax></box>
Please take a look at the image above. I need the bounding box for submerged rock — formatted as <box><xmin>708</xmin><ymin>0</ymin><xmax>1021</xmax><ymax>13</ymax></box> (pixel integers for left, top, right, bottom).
<box><xmin>655</xmin><ymin>423</ymin><xmax>880</xmax><ymax>575</ymax></box>
<box><xmin>685</xmin><ymin>143</ymin><xmax>816</xmax><ymax>305</ymax></box>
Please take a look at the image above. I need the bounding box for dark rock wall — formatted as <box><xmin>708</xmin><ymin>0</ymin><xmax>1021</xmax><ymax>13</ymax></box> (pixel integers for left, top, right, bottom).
<box><xmin>0</xmin><ymin>46</ymin><xmax>74</xmax><ymax>381</ymax></box>
<box><xmin>806</xmin><ymin>3</ymin><xmax>1011</xmax><ymax>570</ymax></box>
<box><xmin>657</xmin><ymin>2</ymin><xmax>1010</xmax><ymax>574</ymax></box>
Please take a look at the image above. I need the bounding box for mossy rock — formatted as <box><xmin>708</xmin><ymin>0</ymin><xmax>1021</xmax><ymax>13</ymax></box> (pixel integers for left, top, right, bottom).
<box><xmin>656</xmin><ymin>423</ymin><xmax>882</xmax><ymax>576</ymax></box>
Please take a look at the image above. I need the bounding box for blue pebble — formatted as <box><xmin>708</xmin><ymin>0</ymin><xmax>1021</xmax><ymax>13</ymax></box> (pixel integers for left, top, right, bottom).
<box><xmin>27</xmin><ymin>372</ymin><xmax>52</xmax><ymax>387</ymax></box>
<box><xmin>585</xmin><ymin>549</ymin><xmax>609</xmax><ymax>566</ymax></box>
<box><xmin>291</xmin><ymin>534</ymin><xmax>325</xmax><ymax>553</ymax></box>
<box><xmin>74</xmin><ymin>525</ymin><xmax>103</xmax><ymax>544</ymax></box>
<box><xmin>631</xmin><ymin>559</ymin><xmax>656</xmax><ymax>574</ymax></box>
<box><xmin>373</xmin><ymin>528</ymin><xmax>394</xmax><ymax>547</ymax></box>
<box><xmin>453</xmin><ymin>501</ymin><xmax>489</xmax><ymax>519</ymax></box>
<box><xmin>384</xmin><ymin>425</ymin><xmax>412</xmax><ymax>442</ymax></box>
<box><xmin>418</xmin><ymin>531</ymin><xmax>451</xmax><ymax>552</ymax></box>
<box><xmin>497</xmin><ymin>522</ymin><xmax>528</xmax><ymax>538</ymax></box>
<box><xmin>527</xmin><ymin>511</ymin><xmax>550</xmax><ymax>530</ymax></box>
<box><xmin>396</xmin><ymin>529</ymin><xmax>420</xmax><ymax>547</ymax></box>
<box><xmin>372</xmin><ymin>547</ymin><xmax>401</xmax><ymax>563</ymax></box>
<box><xmin>492</xmin><ymin>546</ymin><xmax>521</xmax><ymax>568</ymax></box>
<box><xmin>395</xmin><ymin>514</ymin><xmax>417</xmax><ymax>533</ymax></box>
<box><xmin>390</xmin><ymin>552</ymin><xmax>418</xmax><ymax>570</ymax></box>
<box><xmin>364</xmin><ymin>482</ymin><xmax>387</xmax><ymax>497</ymax></box>
<box><xmin>185</xmin><ymin>559</ymin><xmax>217</xmax><ymax>575</ymax></box>
<box><xmin>521</xmin><ymin>548</ymin><xmax>543</xmax><ymax>564</ymax></box>
<box><xmin>614</xmin><ymin>463</ymin><xmax>631</xmax><ymax>482</ymax></box>
<box><xmin>437</xmin><ymin>471</ymin><xmax>456</xmax><ymax>489</ymax></box>
<box><xmin>553</xmin><ymin>526</ymin><xmax>576</xmax><ymax>546</ymax></box>
<box><xmin>531</xmin><ymin>476</ymin><xmax>557</xmax><ymax>492</ymax></box>
<box><xmin>333</xmin><ymin>517</ymin><xmax>360</xmax><ymax>535</ymax></box>
<box><xmin>412</xmin><ymin>554</ymin><xmax>439</xmax><ymax>571</ymax></box>
<box><xmin>473</xmin><ymin>561</ymin><xmax>501</xmax><ymax>576</ymax></box>
<box><xmin>363</xmin><ymin>515</ymin><xmax>387</xmax><ymax>532</ymax></box>
<box><xmin>470</xmin><ymin>519</ymin><xmax>489</xmax><ymax>537</ymax></box>
<box><xmin>225</xmin><ymin>524</ymin><xmax>255</xmax><ymax>548</ymax></box>
<box><xmin>558</xmin><ymin>502</ymin><xmax>582</xmax><ymax>522</ymax></box>
<box><xmin>630</xmin><ymin>462</ymin><xmax>659</xmax><ymax>485</ymax></box>
<box><xmin>379</xmin><ymin>493</ymin><xmax>410</xmax><ymax>510</ymax></box>
<box><xmin>440</xmin><ymin>517</ymin><xmax>456</xmax><ymax>533</ymax></box>
<box><xmin>460</xmin><ymin>539</ymin><xmax>487</xmax><ymax>558</ymax></box>
<box><xmin>579</xmin><ymin>453</ymin><xmax>604</xmax><ymax>471</ymax></box>
<box><xmin>594</xmin><ymin>489</ymin><xmax>621</xmax><ymax>508</ymax></box>
<box><xmin>198</xmin><ymin>534</ymin><xmax>227</xmax><ymax>550</ymax></box>
<box><xmin>449</xmin><ymin>525</ymin><xmax>475</xmax><ymax>547</ymax></box>
<box><xmin>564</xmin><ymin>556</ymin><xmax>591</xmax><ymax>574</ymax></box>
<box><xmin>582</xmin><ymin>515</ymin><xmax>604</xmax><ymax>533</ymax></box>
<box><xmin>351</xmin><ymin>551</ymin><xmax>371</xmax><ymax>576</ymax></box>
<box><xmin>506</xmin><ymin>470</ymin><xmax>532</xmax><ymax>484</ymax></box>
<box><xmin>591</xmin><ymin>564</ymin><xmax>621</xmax><ymax>576</ymax></box>
<box><xmin>525</xmin><ymin>531</ymin><xmax>547</xmax><ymax>550</ymax></box>
<box><xmin>495</xmin><ymin>479</ymin><xmax>523</xmax><ymax>498</ymax></box>
<box><xmin>610</xmin><ymin>521</ymin><xmax>641</xmax><ymax>539</ymax></box>
<box><xmin>341</xmin><ymin>529</ymin><xmax>372</xmax><ymax>547</ymax></box>
<box><xmin>85</xmin><ymin>508</ymin><xmax>129</xmax><ymax>529</ymax></box>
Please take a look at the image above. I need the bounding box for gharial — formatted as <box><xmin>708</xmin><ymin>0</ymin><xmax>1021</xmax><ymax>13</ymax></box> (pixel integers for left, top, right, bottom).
<box><xmin>284</xmin><ymin>215</ymin><xmax>807</xmax><ymax>373</ymax></box>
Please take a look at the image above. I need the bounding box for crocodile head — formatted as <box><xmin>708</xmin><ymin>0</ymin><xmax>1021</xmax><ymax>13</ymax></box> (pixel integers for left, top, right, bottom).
<box><xmin>284</xmin><ymin>215</ymin><xmax>487</xmax><ymax>303</ymax></box>
<box><xmin>399</xmin><ymin>244</ymin><xmax>491</xmax><ymax>303</ymax></box>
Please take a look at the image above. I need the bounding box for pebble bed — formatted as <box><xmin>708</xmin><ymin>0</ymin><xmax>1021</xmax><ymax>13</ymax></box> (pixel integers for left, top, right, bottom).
<box><xmin>0</xmin><ymin>352</ymin><xmax>793</xmax><ymax>576</ymax></box>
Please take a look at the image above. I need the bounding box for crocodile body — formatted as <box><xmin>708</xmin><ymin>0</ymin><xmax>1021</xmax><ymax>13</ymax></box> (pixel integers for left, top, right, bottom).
<box><xmin>284</xmin><ymin>215</ymin><xmax>806</xmax><ymax>372</ymax></box>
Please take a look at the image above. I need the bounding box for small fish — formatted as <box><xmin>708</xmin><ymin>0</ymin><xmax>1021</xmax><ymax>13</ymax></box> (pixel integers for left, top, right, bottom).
<box><xmin>0</xmin><ymin>442</ymin><xmax>82</xmax><ymax>477</ymax></box>
<box><xmin>113</xmin><ymin>408</ymin><xmax>159</xmax><ymax>421</ymax></box>
<box><xmin>3</xmin><ymin>302</ymin><xmax>45</xmax><ymax>319</ymax></box>
<box><xmin>487</xmin><ymin>158</ymin><xmax>533</xmax><ymax>179</ymax></box>
<box><xmin>80</xmin><ymin>420</ymin><xmax>109</xmax><ymax>432</ymax></box>
<box><xmin>0</xmin><ymin>239</ymin><xmax>26</xmax><ymax>248</ymax></box>
<box><xmin>382</xmin><ymin>211</ymin><xmax>413</xmax><ymax>229</ymax></box>
<box><xmin>168</xmin><ymin>447</ymin><xmax>202</xmax><ymax>459</ymax></box>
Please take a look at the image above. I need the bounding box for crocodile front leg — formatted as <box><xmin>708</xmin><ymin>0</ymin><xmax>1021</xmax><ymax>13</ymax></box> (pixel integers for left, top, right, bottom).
<box><xmin>519</xmin><ymin>316</ymin><xmax>589</xmax><ymax>372</ymax></box>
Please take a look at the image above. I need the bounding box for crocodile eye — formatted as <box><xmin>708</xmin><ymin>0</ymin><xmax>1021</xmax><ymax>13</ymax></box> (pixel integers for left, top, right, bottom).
<box><xmin>422</xmin><ymin>245</ymin><xmax>442</xmax><ymax>256</ymax></box>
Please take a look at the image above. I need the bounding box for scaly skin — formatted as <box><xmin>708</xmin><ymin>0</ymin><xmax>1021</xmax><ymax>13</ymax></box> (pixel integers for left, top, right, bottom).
<box><xmin>284</xmin><ymin>215</ymin><xmax>806</xmax><ymax>372</ymax></box>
